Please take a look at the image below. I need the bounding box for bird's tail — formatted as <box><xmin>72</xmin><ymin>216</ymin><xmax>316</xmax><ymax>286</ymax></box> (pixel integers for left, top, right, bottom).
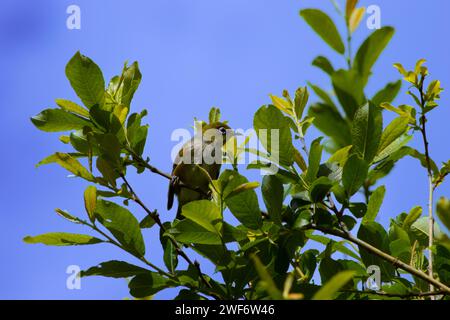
<box><xmin>167</xmin><ymin>177</ymin><xmax>177</xmax><ymax>210</ymax></box>
<box><xmin>176</xmin><ymin>205</ymin><xmax>183</xmax><ymax>220</ymax></box>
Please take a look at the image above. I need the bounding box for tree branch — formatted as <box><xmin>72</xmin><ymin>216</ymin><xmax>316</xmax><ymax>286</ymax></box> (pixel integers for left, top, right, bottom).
<box><xmin>82</xmin><ymin>220</ymin><xmax>174</xmax><ymax>278</ymax></box>
<box><xmin>341</xmin><ymin>289</ymin><xmax>448</xmax><ymax>299</ymax></box>
<box><xmin>306</xmin><ymin>224</ymin><xmax>450</xmax><ymax>294</ymax></box>
<box><xmin>119</xmin><ymin>174</ymin><xmax>213</xmax><ymax>289</ymax></box>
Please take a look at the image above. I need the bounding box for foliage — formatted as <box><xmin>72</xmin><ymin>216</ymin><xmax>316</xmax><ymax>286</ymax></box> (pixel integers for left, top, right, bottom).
<box><xmin>26</xmin><ymin>0</ymin><xmax>450</xmax><ymax>300</ymax></box>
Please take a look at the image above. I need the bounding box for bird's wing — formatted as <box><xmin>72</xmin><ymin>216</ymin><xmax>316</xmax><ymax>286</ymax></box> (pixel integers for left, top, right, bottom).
<box><xmin>168</xmin><ymin>138</ymin><xmax>196</xmax><ymax>211</ymax></box>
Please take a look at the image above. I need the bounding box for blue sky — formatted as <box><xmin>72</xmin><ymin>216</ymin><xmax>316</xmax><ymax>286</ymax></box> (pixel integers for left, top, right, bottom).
<box><xmin>0</xmin><ymin>0</ymin><xmax>449</xmax><ymax>299</ymax></box>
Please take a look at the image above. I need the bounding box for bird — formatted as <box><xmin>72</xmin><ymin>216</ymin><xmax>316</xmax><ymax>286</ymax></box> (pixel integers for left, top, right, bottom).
<box><xmin>167</xmin><ymin>121</ymin><xmax>235</xmax><ymax>218</ymax></box>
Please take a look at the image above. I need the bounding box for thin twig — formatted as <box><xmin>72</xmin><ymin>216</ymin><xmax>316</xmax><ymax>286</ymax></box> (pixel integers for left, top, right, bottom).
<box><xmin>417</xmin><ymin>76</ymin><xmax>436</xmax><ymax>296</ymax></box>
<box><xmin>119</xmin><ymin>174</ymin><xmax>213</xmax><ymax>289</ymax></box>
<box><xmin>306</xmin><ymin>224</ymin><xmax>450</xmax><ymax>294</ymax></box>
<box><xmin>84</xmin><ymin>221</ymin><xmax>173</xmax><ymax>278</ymax></box>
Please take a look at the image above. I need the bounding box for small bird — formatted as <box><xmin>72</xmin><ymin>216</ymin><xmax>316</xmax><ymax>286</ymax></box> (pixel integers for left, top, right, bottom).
<box><xmin>167</xmin><ymin>121</ymin><xmax>235</xmax><ymax>218</ymax></box>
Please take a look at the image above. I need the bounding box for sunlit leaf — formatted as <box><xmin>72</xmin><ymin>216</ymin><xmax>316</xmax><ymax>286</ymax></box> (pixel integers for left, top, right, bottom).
<box><xmin>65</xmin><ymin>51</ymin><xmax>105</xmax><ymax>108</ymax></box>
<box><xmin>352</xmin><ymin>101</ymin><xmax>383</xmax><ymax>163</ymax></box>
<box><xmin>24</xmin><ymin>233</ymin><xmax>103</xmax><ymax>246</ymax></box>
<box><xmin>81</xmin><ymin>260</ymin><xmax>149</xmax><ymax>278</ymax></box>
<box><xmin>300</xmin><ymin>9</ymin><xmax>345</xmax><ymax>54</ymax></box>
<box><xmin>95</xmin><ymin>200</ymin><xmax>145</xmax><ymax>257</ymax></box>
<box><xmin>363</xmin><ymin>185</ymin><xmax>385</xmax><ymax>223</ymax></box>
<box><xmin>353</xmin><ymin>27</ymin><xmax>395</xmax><ymax>84</ymax></box>
<box><xmin>31</xmin><ymin>108</ymin><xmax>91</xmax><ymax>132</ymax></box>
<box><xmin>343</xmin><ymin>154</ymin><xmax>369</xmax><ymax>196</ymax></box>
<box><xmin>312</xmin><ymin>270</ymin><xmax>356</xmax><ymax>300</ymax></box>
<box><xmin>84</xmin><ymin>186</ymin><xmax>97</xmax><ymax>222</ymax></box>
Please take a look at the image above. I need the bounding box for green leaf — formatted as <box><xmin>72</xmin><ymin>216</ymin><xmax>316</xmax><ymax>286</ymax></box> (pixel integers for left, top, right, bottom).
<box><xmin>128</xmin><ymin>272</ymin><xmax>175</xmax><ymax>298</ymax></box>
<box><xmin>349</xmin><ymin>203</ymin><xmax>367</xmax><ymax>219</ymax></box>
<box><xmin>298</xmin><ymin>249</ymin><xmax>318</xmax><ymax>283</ymax></box>
<box><xmin>221</xmin><ymin>171</ymin><xmax>262</xmax><ymax>230</ymax></box>
<box><xmin>81</xmin><ymin>260</ymin><xmax>149</xmax><ymax>278</ymax></box>
<box><xmin>389</xmin><ymin>239</ymin><xmax>411</xmax><ymax>263</ymax></box>
<box><xmin>65</xmin><ymin>51</ymin><xmax>105</xmax><ymax>108</ymax></box>
<box><xmin>117</xmin><ymin>61</ymin><xmax>142</xmax><ymax>108</ymax></box>
<box><xmin>254</xmin><ymin>105</ymin><xmax>294</xmax><ymax>166</ymax></box>
<box><xmin>31</xmin><ymin>108</ymin><xmax>91</xmax><ymax>132</ymax></box>
<box><xmin>84</xmin><ymin>186</ymin><xmax>97</xmax><ymax>222</ymax></box>
<box><xmin>96</xmin><ymin>156</ymin><xmax>119</xmax><ymax>188</ymax></box>
<box><xmin>375</xmin><ymin>117</ymin><xmax>410</xmax><ymax>162</ymax></box>
<box><xmin>380</xmin><ymin>103</ymin><xmax>417</xmax><ymax>125</ymax></box>
<box><xmin>59</xmin><ymin>135</ymin><xmax>70</xmax><ymax>144</ymax></box>
<box><xmin>251</xmin><ymin>254</ymin><xmax>283</xmax><ymax>299</ymax></box>
<box><xmin>55</xmin><ymin>99</ymin><xmax>90</xmax><ymax>117</ymax></box>
<box><xmin>209</xmin><ymin>107</ymin><xmax>221</xmax><ymax>123</ymax></box>
<box><xmin>308</xmin><ymin>83</ymin><xmax>336</xmax><ymax>109</ymax></box>
<box><xmin>262</xmin><ymin>175</ymin><xmax>283</xmax><ymax>225</ymax></box>
<box><xmin>293</xmin><ymin>210</ymin><xmax>312</xmax><ymax>230</ymax></box>
<box><xmin>69</xmin><ymin>130</ymin><xmax>96</xmax><ymax>155</ymax></box>
<box><xmin>357</xmin><ymin>222</ymin><xmax>396</xmax><ymax>279</ymax></box>
<box><xmin>89</xmin><ymin>104</ymin><xmax>111</xmax><ymax>130</ymax></box>
<box><xmin>403</xmin><ymin>206</ymin><xmax>422</xmax><ymax>231</ymax></box>
<box><xmin>306</xmin><ymin>137</ymin><xmax>324</xmax><ymax>182</ymax></box>
<box><xmin>24</xmin><ymin>233</ymin><xmax>103</xmax><ymax>246</ymax></box>
<box><xmin>181</xmin><ymin>200</ymin><xmax>222</xmax><ymax>234</ymax></box>
<box><xmin>307</xmin><ymin>233</ymin><xmax>361</xmax><ymax>261</ymax></box>
<box><xmin>223</xmin><ymin>223</ymin><xmax>247</xmax><ymax>243</ymax></box>
<box><xmin>372</xmin><ymin>80</ymin><xmax>402</xmax><ymax>107</ymax></box>
<box><xmin>40</xmin><ymin>152</ymin><xmax>95</xmax><ymax>182</ymax></box>
<box><xmin>193</xmin><ymin>244</ymin><xmax>233</xmax><ymax>267</ymax></box>
<box><xmin>312</xmin><ymin>56</ymin><xmax>335</xmax><ymax>75</ymax></box>
<box><xmin>345</xmin><ymin>0</ymin><xmax>358</xmax><ymax>20</ymax></box>
<box><xmin>363</xmin><ymin>185</ymin><xmax>386</xmax><ymax>223</ymax></box>
<box><xmin>225</xmin><ymin>182</ymin><xmax>260</xmax><ymax>199</ymax></box>
<box><xmin>411</xmin><ymin>217</ymin><xmax>444</xmax><ymax>243</ymax></box>
<box><xmin>353</xmin><ymin>27</ymin><xmax>395</xmax><ymax>84</ymax></box>
<box><xmin>435</xmin><ymin>245</ymin><xmax>450</xmax><ymax>284</ymax></box>
<box><xmin>310</xmin><ymin>177</ymin><xmax>333</xmax><ymax>203</ymax></box>
<box><xmin>342</xmin><ymin>155</ymin><xmax>369</xmax><ymax>196</ymax></box>
<box><xmin>167</xmin><ymin>219</ymin><xmax>222</xmax><ymax>245</ymax></box>
<box><xmin>270</xmin><ymin>94</ymin><xmax>293</xmax><ymax>116</ymax></box>
<box><xmin>300</xmin><ymin>9</ymin><xmax>345</xmax><ymax>54</ymax></box>
<box><xmin>308</xmin><ymin>103</ymin><xmax>351</xmax><ymax>148</ymax></box>
<box><xmin>312</xmin><ymin>270</ymin><xmax>356</xmax><ymax>300</ymax></box>
<box><xmin>139</xmin><ymin>215</ymin><xmax>156</xmax><ymax>229</ymax></box>
<box><xmin>328</xmin><ymin>145</ymin><xmax>353</xmax><ymax>167</ymax></box>
<box><xmin>437</xmin><ymin>197</ymin><xmax>450</xmax><ymax>232</ymax></box>
<box><xmin>332</xmin><ymin>69</ymin><xmax>365</xmax><ymax>118</ymax></box>
<box><xmin>95</xmin><ymin>200</ymin><xmax>145</xmax><ymax>257</ymax></box>
<box><xmin>55</xmin><ymin>208</ymin><xmax>80</xmax><ymax>223</ymax></box>
<box><xmin>127</xmin><ymin>111</ymin><xmax>149</xmax><ymax>156</ymax></box>
<box><xmin>352</xmin><ymin>101</ymin><xmax>383</xmax><ymax>163</ymax></box>
<box><xmin>93</xmin><ymin>133</ymin><xmax>123</xmax><ymax>167</ymax></box>
<box><xmin>294</xmin><ymin>87</ymin><xmax>309</xmax><ymax>120</ymax></box>
<box><xmin>160</xmin><ymin>222</ymin><xmax>178</xmax><ymax>273</ymax></box>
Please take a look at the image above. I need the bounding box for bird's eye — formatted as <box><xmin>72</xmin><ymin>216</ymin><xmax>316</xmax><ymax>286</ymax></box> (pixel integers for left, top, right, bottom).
<box><xmin>218</xmin><ymin>127</ymin><xmax>227</xmax><ymax>135</ymax></box>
